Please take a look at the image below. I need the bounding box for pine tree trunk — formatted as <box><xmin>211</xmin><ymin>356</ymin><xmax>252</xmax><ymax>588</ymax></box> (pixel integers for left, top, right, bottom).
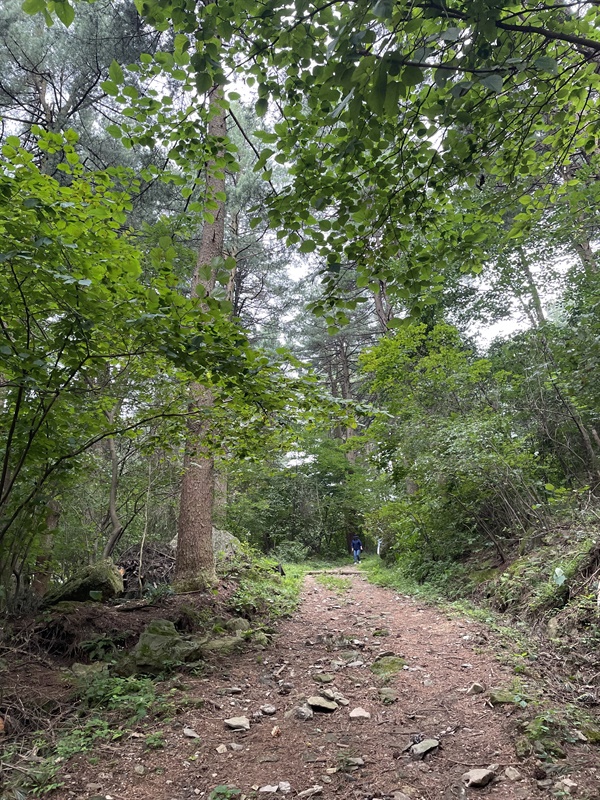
<box><xmin>174</xmin><ymin>87</ymin><xmax>226</xmax><ymax>589</ymax></box>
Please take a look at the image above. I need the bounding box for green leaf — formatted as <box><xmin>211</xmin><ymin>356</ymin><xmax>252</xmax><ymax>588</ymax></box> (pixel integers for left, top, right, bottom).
<box><xmin>195</xmin><ymin>72</ymin><xmax>212</xmax><ymax>94</ymax></box>
<box><xmin>299</xmin><ymin>240</ymin><xmax>316</xmax><ymax>253</ymax></box>
<box><xmin>109</xmin><ymin>60</ymin><xmax>124</xmax><ymax>84</ymax></box>
<box><xmin>22</xmin><ymin>0</ymin><xmax>47</xmax><ymax>15</ymax></box>
<box><xmin>386</xmin><ymin>318</ymin><xmax>406</xmax><ymax>329</ymax></box>
<box><xmin>372</xmin><ymin>0</ymin><xmax>393</xmax><ymax>19</ymax></box>
<box><xmin>101</xmin><ymin>80</ymin><xmax>119</xmax><ymax>97</ymax></box>
<box><xmin>440</xmin><ymin>27</ymin><xmax>461</xmax><ymax>42</ymax></box>
<box><xmin>533</xmin><ymin>56</ymin><xmax>558</xmax><ymax>75</ymax></box>
<box><xmin>480</xmin><ymin>74</ymin><xmax>503</xmax><ymax>94</ymax></box>
<box><xmin>434</xmin><ymin>69</ymin><xmax>449</xmax><ymax>88</ymax></box>
<box><xmin>53</xmin><ymin>0</ymin><xmax>75</xmax><ymax>26</ymax></box>
<box><xmin>368</xmin><ymin>63</ymin><xmax>388</xmax><ymax>114</ymax></box>
<box><xmin>255</xmin><ymin>98</ymin><xmax>269</xmax><ymax>117</ymax></box>
<box><xmin>401</xmin><ymin>65</ymin><xmax>423</xmax><ymax>88</ymax></box>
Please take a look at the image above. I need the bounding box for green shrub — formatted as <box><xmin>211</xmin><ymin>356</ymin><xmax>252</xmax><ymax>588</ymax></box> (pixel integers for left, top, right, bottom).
<box><xmin>270</xmin><ymin>541</ymin><xmax>310</xmax><ymax>563</ymax></box>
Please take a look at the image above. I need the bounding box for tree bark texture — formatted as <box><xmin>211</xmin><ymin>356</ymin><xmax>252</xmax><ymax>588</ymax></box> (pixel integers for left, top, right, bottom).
<box><xmin>174</xmin><ymin>87</ymin><xmax>226</xmax><ymax>589</ymax></box>
<box><xmin>31</xmin><ymin>501</ymin><xmax>61</xmax><ymax>597</ymax></box>
<box><xmin>103</xmin><ymin>403</ymin><xmax>125</xmax><ymax>559</ymax></box>
<box><xmin>373</xmin><ymin>281</ymin><xmax>394</xmax><ymax>333</ymax></box>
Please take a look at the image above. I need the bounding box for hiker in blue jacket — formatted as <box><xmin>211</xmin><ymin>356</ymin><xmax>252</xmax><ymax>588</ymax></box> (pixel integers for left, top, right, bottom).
<box><xmin>350</xmin><ymin>535</ymin><xmax>363</xmax><ymax>563</ymax></box>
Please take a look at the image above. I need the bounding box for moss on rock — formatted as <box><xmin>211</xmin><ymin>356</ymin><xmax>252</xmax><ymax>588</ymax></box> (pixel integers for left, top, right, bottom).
<box><xmin>370</xmin><ymin>656</ymin><xmax>406</xmax><ymax>678</ymax></box>
<box><xmin>42</xmin><ymin>560</ymin><xmax>123</xmax><ymax>606</ymax></box>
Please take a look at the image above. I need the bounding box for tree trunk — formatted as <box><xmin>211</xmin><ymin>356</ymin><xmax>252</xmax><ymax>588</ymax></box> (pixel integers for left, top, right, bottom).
<box><xmin>174</xmin><ymin>87</ymin><xmax>226</xmax><ymax>589</ymax></box>
<box><xmin>518</xmin><ymin>247</ymin><xmax>545</xmax><ymax>327</ymax></box>
<box><xmin>373</xmin><ymin>280</ymin><xmax>394</xmax><ymax>333</ymax></box>
<box><xmin>31</xmin><ymin>501</ymin><xmax>61</xmax><ymax>597</ymax></box>
<box><xmin>102</xmin><ymin>403</ymin><xmax>124</xmax><ymax>559</ymax></box>
<box><xmin>213</xmin><ymin>465</ymin><xmax>228</xmax><ymax>527</ymax></box>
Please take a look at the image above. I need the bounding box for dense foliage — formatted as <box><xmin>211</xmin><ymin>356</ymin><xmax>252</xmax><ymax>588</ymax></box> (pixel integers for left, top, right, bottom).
<box><xmin>1</xmin><ymin>0</ymin><xmax>600</xmax><ymax>606</ymax></box>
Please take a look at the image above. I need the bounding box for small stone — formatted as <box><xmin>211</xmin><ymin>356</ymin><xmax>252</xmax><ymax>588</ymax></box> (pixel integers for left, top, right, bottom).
<box><xmin>347</xmin><ymin>757</ymin><xmax>365</xmax><ymax>767</ymax></box>
<box><xmin>313</xmin><ymin>672</ymin><xmax>335</xmax><ymax>683</ymax></box>
<box><xmin>307</xmin><ymin>696</ymin><xmax>338</xmax><ymax>712</ymax></box>
<box><xmin>260</xmin><ymin>704</ymin><xmax>277</xmax><ymax>715</ymax></box>
<box><xmin>392</xmin><ymin>794</ymin><xmax>412</xmax><ymax>800</ymax></box>
<box><xmin>349</xmin><ymin>707</ymin><xmax>371</xmax><ymax>720</ymax></box>
<box><xmin>466</xmin><ymin>682</ymin><xmax>485</xmax><ymax>695</ymax></box>
<box><xmin>488</xmin><ymin>690</ymin><xmax>516</xmax><ymax>705</ymax></box>
<box><xmin>85</xmin><ymin>784</ymin><xmax>102</xmax><ymax>792</ymax></box>
<box><xmin>224</xmin><ymin>716</ymin><xmax>251</xmax><ymax>730</ymax></box>
<box><xmin>183</xmin><ymin>727</ymin><xmax>200</xmax><ymax>738</ymax></box>
<box><xmin>554</xmin><ymin>778</ymin><xmax>577</xmax><ymax>793</ymax></box>
<box><xmin>258</xmin><ymin>786</ymin><xmax>279</xmax><ymax>793</ymax></box>
<box><xmin>278</xmin><ymin>782</ymin><xmax>292</xmax><ymax>794</ymax></box>
<box><xmin>374</xmin><ymin>649</ymin><xmax>395</xmax><ymax>658</ymax></box>
<box><xmin>134</xmin><ymin>765</ymin><xmax>146</xmax><ymax>775</ymax></box>
<box><xmin>216</xmin><ymin>744</ymin><xmax>228</xmax><ymax>754</ymax></box>
<box><xmin>504</xmin><ymin>767</ymin><xmax>522</xmax><ymax>781</ymax></box>
<box><xmin>410</xmin><ymin>739</ymin><xmax>439</xmax><ymax>758</ymax></box>
<box><xmin>379</xmin><ymin>687</ymin><xmax>398</xmax><ymax>704</ymax></box>
<box><xmin>229</xmin><ymin>742</ymin><xmax>244</xmax><ymax>751</ymax></box>
<box><xmin>298</xmin><ymin>787</ymin><xmax>323</xmax><ymax>798</ymax></box>
<box><xmin>299</xmin><ymin>704</ymin><xmax>315</xmax><ymax>720</ymax></box>
<box><xmin>346</xmin><ymin>660</ymin><xmax>364</xmax><ymax>668</ymax></box>
<box><xmin>220</xmin><ymin>686</ymin><xmax>243</xmax><ymax>695</ymax></box>
<box><xmin>462</xmin><ymin>768</ymin><xmax>496</xmax><ymax>787</ymax></box>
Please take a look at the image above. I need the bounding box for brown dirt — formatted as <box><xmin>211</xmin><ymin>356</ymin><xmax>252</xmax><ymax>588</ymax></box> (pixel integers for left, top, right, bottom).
<box><xmin>43</xmin><ymin>570</ymin><xmax>600</xmax><ymax>798</ymax></box>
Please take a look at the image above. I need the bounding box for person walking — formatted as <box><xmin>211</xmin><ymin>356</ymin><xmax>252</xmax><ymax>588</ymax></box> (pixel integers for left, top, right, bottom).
<box><xmin>350</xmin><ymin>535</ymin><xmax>363</xmax><ymax>563</ymax></box>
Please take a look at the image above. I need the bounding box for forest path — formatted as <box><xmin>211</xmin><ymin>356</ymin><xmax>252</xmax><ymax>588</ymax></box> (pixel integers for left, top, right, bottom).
<box><xmin>68</xmin><ymin>569</ymin><xmax>588</xmax><ymax>800</ymax></box>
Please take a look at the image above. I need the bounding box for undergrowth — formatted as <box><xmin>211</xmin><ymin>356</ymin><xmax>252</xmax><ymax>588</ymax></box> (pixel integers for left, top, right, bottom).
<box><xmin>2</xmin><ymin>672</ymin><xmax>177</xmax><ymax>796</ymax></box>
<box><xmin>219</xmin><ymin>542</ymin><xmax>304</xmax><ymax>619</ymax></box>
<box><xmin>2</xmin><ymin>545</ymin><xmax>304</xmax><ymax>798</ymax></box>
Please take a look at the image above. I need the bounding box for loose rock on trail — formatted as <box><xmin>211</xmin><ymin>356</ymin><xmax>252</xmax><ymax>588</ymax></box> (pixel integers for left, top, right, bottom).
<box><xmin>66</xmin><ymin>569</ymin><xmax>597</xmax><ymax>799</ymax></box>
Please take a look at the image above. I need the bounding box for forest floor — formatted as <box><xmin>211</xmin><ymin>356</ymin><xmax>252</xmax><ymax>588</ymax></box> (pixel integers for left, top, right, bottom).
<box><xmin>49</xmin><ymin>566</ymin><xmax>599</xmax><ymax>800</ymax></box>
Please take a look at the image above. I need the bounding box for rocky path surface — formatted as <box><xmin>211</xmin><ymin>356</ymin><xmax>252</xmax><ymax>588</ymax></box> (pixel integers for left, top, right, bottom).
<box><xmin>69</xmin><ymin>569</ymin><xmax>595</xmax><ymax>800</ymax></box>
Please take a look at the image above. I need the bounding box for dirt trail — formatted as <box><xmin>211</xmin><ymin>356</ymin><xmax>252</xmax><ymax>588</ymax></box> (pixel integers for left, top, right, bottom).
<box><xmin>65</xmin><ymin>569</ymin><xmax>596</xmax><ymax>800</ymax></box>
